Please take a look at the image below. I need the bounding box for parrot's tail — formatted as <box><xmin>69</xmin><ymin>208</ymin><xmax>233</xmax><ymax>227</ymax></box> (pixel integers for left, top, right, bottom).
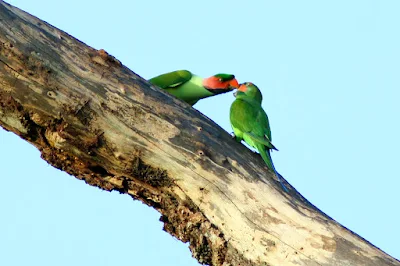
<box><xmin>258</xmin><ymin>145</ymin><xmax>289</xmax><ymax>192</ymax></box>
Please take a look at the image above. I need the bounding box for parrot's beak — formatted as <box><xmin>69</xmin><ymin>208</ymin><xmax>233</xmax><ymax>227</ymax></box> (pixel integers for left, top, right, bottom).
<box><xmin>233</xmin><ymin>91</ymin><xmax>238</xmax><ymax>97</ymax></box>
<box><xmin>229</xmin><ymin>79</ymin><xmax>239</xmax><ymax>90</ymax></box>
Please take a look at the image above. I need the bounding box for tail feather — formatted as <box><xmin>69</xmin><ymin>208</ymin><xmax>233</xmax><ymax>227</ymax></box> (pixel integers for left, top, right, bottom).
<box><xmin>256</xmin><ymin>144</ymin><xmax>289</xmax><ymax>192</ymax></box>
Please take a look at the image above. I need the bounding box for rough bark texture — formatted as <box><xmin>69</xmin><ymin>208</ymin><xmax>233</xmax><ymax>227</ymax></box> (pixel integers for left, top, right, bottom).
<box><xmin>0</xmin><ymin>2</ymin><xmax>398</xmax><ymax>266</ymax></box>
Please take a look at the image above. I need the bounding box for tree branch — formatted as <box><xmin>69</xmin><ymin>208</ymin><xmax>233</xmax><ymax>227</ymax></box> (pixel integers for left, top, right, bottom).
<box><xmin>0</xmin><ymin>2</ymin><xmax>398</xmax><ymax>265</ymax></box>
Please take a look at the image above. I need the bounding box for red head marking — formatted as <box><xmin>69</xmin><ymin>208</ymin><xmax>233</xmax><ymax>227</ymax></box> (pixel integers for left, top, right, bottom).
<box><xmin>238</xmin><ymin>83</ymin><xmax>248</xmax><ymax>92</ymax></box>
<box><xmin>203</xmin><ymin>76</ymin><xmax>239</xmax><ymax>91</ymax></box>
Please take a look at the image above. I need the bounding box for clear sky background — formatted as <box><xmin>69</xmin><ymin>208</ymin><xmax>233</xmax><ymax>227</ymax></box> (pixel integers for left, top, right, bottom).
<box><xmin>1</xmin><ymin>1</ymin><xmax>399</xmax><ymax>265</ymax></box>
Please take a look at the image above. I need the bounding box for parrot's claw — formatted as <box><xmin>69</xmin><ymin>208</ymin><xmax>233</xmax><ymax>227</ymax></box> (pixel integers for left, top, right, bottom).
<box><xmin>230</xmin><ymin>133</ymin><xmax>243</xmax><ymax>143</ymax></box>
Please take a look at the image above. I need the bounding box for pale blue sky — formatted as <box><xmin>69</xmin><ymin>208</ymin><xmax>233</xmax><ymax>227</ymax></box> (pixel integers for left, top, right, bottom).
<box><xmin>1</xmin><ymin>1</ymin><xmax>399</xmax><ymax>265</ymax></box>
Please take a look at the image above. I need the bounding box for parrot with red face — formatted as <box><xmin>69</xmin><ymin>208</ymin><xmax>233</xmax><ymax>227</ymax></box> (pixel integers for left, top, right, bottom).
<box><xmin>149</xmin><ymin>70</ymin><xmax>239</xmax><ymax>106</ymax></box>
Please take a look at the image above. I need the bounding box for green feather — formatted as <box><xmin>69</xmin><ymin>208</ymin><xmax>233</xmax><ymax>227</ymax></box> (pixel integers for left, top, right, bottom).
<box><xmin>148</xmin><ymin>70</ymin><xmax>192</xmax><ymax>89</ymax></box>
<box><xmin>243</xmin><ymin>132</ymin><xmax>278</xmax><ymax>151</ymax></box>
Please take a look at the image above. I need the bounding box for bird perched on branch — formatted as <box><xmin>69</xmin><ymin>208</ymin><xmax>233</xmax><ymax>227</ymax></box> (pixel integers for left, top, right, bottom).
<box><xmin>230</xmin><ymin>82</ymin><xmax>288</xmax><ymax>192</ymax></box>
<box><xmin>149</xmin><ymin>70</ymin><xmax>239</xmax><ymax>106</ymax></box>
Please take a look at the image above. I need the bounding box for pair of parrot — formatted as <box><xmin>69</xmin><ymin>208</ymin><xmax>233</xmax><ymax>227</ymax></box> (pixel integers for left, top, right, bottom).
<box><xmin>149</xmin><ymin>70</ymin><xmax>288</xmax><ymax>192</ymax></box>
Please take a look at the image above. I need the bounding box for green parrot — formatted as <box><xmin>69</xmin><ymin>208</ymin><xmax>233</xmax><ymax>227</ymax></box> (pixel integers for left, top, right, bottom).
<box><xmin>148</xmin><ymin>70</ymin><xmax>239</xmax><ymax>106</ymax></box>
<box><xmin>230</xmin><ymin>82</ymin><xmax>288</xmax><ymax>192</ymax></box>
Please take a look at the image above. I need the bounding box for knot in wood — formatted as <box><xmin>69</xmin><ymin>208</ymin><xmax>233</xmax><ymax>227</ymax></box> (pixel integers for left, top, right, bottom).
<box><xmin>197</xmin><ymin>150</ymin><xmax>205</xmax><ymax>156</ymax></box>
<box><xmin>46</xmin><ymin>90</ymin><xmax>56</xmax><ymax>98</ymax></box>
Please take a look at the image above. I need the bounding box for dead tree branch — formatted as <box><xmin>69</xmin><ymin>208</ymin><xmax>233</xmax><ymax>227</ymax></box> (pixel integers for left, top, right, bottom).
<box><xmin>0</xmin><ymin>2</ymin><xmax>398</xmax><ymax>266</ymax></box>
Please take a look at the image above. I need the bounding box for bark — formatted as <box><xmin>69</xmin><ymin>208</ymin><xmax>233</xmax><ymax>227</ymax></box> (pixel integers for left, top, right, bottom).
<box><xmin>0</xmin><ymin>2</ymin><xmax>398</xmax><ymax>265</ymax></box>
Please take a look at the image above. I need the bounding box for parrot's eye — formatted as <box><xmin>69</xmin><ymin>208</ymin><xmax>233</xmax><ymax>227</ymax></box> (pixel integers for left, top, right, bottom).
<box><xmin>218</xmin><ymin>78</ymin><xmax>223</xmax><ymax>82</ymax></box>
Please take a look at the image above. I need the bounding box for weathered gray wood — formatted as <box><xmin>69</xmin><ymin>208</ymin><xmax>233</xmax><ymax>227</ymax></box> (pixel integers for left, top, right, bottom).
<box><xmin>0</xmin><ymin>2</ymin><xmax>398</xmax><ymax>265</ymax></box>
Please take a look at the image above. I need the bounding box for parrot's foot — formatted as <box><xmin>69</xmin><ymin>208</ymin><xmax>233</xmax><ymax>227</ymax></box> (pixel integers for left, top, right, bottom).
<box><xmin>230</xmin><ymin>133</ymin><xmax>242</xmax><ymax>143</ymax></box>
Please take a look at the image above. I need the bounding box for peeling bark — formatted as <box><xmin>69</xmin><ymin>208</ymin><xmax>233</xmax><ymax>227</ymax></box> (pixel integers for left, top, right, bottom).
<box><xmin>0</xmin><ymin>2</ymin><xmax>398</xmax><ymax>266</ymax></box>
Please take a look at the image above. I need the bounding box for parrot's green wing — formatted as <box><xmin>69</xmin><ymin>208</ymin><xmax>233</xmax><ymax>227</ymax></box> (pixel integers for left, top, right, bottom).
<box><xmin>243</xmin><ymin>132</ymin><xmax>278</xmax><ymax>151</ymax></box>
<box><xmin>256</xmin><ymin>107</ymin><xmax>272</xmax><ymax>142</ymax></box>
<box><xmin>149</xmin><ymin>70</ymin><xmax>192</xmax><ymax>89</ymax></box>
